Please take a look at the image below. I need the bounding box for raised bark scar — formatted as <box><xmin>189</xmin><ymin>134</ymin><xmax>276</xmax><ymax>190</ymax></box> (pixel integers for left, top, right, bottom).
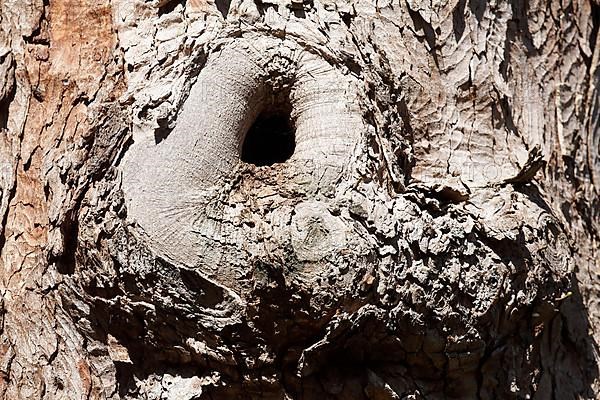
<box><xmin>120</xmin><ymin>38</ymin><xmax>364</xmax><ymax>281</ymax></box>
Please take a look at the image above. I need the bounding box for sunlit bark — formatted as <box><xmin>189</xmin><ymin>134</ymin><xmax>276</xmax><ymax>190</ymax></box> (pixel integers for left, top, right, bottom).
<box><xmin>0</xmin><ymin>0</ymin><xmax>599</xmax><ymax>398</ymax></box>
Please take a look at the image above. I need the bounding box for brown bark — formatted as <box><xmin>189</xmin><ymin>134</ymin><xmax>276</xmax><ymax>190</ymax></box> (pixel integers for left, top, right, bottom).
<box><xmin>0</xmin><ymin>0</ymin><xmax>599</xmax><ymax>399</ymax></box>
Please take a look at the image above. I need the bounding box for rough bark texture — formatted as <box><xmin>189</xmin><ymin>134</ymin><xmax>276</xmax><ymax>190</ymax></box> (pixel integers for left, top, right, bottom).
<box><xmin>0</xmin><ymin>0</ymin><xmax>599</xmax><ymax>399</ymax></box>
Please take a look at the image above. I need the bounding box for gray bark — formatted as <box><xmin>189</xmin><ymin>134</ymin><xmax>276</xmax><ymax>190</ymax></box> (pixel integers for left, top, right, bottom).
<box><xmin>0</xmin><ymin>0</ymin><xmax>599</xmax><ymax>399</ymax></box>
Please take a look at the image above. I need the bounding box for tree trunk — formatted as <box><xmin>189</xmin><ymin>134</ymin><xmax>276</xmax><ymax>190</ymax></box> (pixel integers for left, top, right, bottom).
<box><xmin>0</xmin><ymin>0</ymin><xmax>599</xmax><ymax>398</ymax></box>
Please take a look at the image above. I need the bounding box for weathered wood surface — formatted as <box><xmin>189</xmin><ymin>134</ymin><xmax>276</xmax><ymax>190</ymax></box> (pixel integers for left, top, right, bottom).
<box><xmin>0</xmin><ymin>0</ymin><xmax>599</xmax><ymax>398</ymax></box>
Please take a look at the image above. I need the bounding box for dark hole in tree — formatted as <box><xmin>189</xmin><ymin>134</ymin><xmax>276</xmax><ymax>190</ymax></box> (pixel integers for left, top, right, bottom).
<box><xmin>241</xmin><ymin>109</ymin><xmax>295</xmax><ymax>166</ymax></box>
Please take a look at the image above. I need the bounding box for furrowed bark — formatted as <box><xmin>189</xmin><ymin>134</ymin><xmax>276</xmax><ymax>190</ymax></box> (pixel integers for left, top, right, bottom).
<box><xmin>0</xmin><ymin>0</ymin><xmax>598</xmax><ymax>399</ymax></box>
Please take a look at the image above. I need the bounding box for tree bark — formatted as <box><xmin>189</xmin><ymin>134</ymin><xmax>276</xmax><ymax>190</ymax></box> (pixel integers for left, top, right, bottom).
<box><xmin>0</xmin><ymin>0</ymin><xmax>599</xmax><ymax>399</ymax></box>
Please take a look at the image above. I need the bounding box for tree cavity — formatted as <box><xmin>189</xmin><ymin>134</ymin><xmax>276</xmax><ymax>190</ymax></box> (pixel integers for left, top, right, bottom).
<box><xmin>241</xmin><ymin>95</ymin><xmax>295</xmax><ymax>167</ymax></box>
